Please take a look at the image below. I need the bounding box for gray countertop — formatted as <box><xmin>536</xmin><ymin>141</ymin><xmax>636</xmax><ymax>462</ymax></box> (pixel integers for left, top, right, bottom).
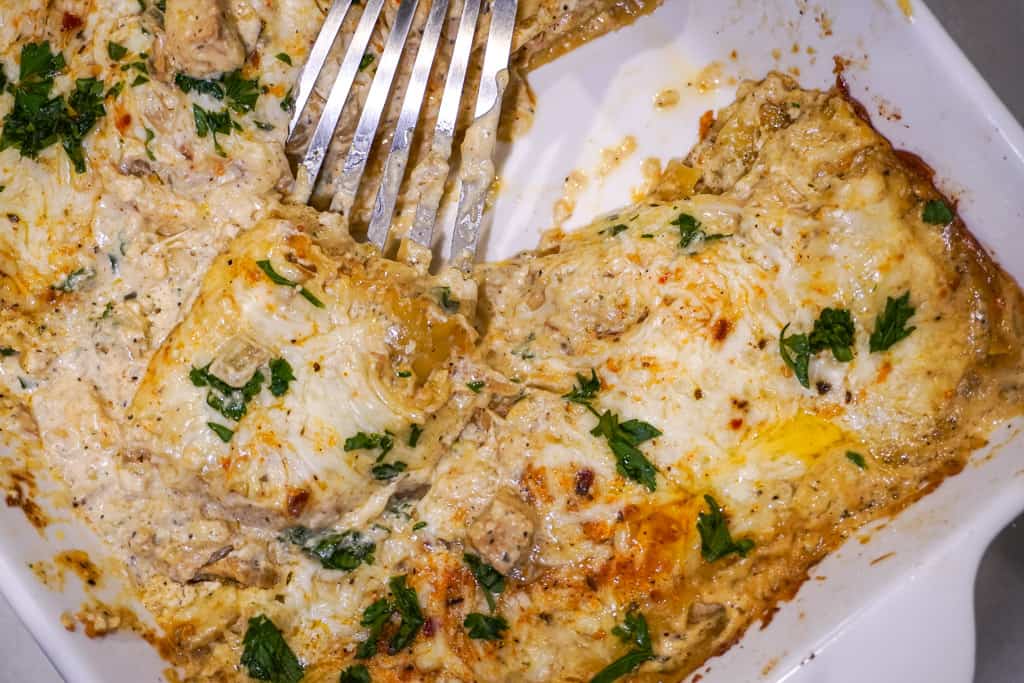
<box><xmin>1</xmin><ymin>1</ymin><xmax>1021</xmax><ymax>681</ymax></box>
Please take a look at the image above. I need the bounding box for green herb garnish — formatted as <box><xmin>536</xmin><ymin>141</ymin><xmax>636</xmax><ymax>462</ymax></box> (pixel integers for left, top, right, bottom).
<box><xmin>107</xmin><ymin>42</ymin><xmax>128</xmax><ymax>61</ymax></box>
<box><xmin>255</xmin><ymin>259</ymin><xmax>325</xmax><ymax>308</ymax></box>
<box><xmin>339</xmin><ymin>664</ymin><xmax>370</xmax><ymax>683</ymax></box>
<box><xmin>53</xmin><ymin>267</ymin><xmax>95</xmax><ymax>292</ymax></box>
<box><xmin>846</xmin><ymin>451</ymin><xmax>867</xmax><ymax>469</ymax></box>
<box><xmin>408</xmin><ymin>424</ymin><xmax>422</xmax><ymax>448</ymax></box>
<box><xmin>144</xmin><ymin>127</ymin><xmax>155</xmax><ymax>160</ymax></box>
<box><xmin>309</xmin><ymin>531</ymin><xmax>375</xmax><ymax>571</ymax></box>
<box><xmin>466</xmin><ymin>380</ymin><xmax>485</xmax><ymax>393</ymax></box>
<box><xmin>356</xmin><ymin>576</ymin><xmax>424</xmax><ymax>658</ymax></box>
<box><xmin>0</xmin><ymin>347</ymin><xmax>17</xmax><ymax>357</ymax></box>
<box><xmin>590</xmin><ymin>411</ymin><xmax>661</xmax><ymax>491</ymax></box>
<box><xmin>207</xmin><ymin>422</ymin><xmax>234</xmax><ymax>442</ymax></box>
<box><xmin>269</xmin><ymin>357</ymin><xmax>295</xmax><ymax>397</ymax></box>
<box><xmin>779</xmin><ymin>323</ymin><xmax>811</xmax><ymax>388</ymax></box>
<box><xmin>239</xmin><ymin>615</ymin><xmax>304</xmax><ymax>683</ymax></box>
<box><xmin>808</xmin><ymin>307</ymin><xmax>855</xmax><ymax>362</ymax></box>
<box><xmin>590</xmin><ymin>611</ymin><xmax>655</xmax><ymax>683</ymax></box>
<box><xmin>562</xmin><ymin>369</ymin><xmax>660</xmax><ymax>491</ymax></box>
<box><xmin>359</xmin><ymin>54</ymin><xmax>375</xmax><ymax>71</ymax></box>
<box><xmin>223</xmin><ymin>69</ymin><xmax>260</xmax><ymax>113</ymax></box>
<box><xmin>463</xmin><ymin>553</ymin><xmax>505</xmax><ymax>612</ymax></box>
<box><xmin>192</xmin><ymin>104</ymin><xmax>233</xmax><ymax>156</ymax></box>
<box><xmin>344</xmin><ymin>432</ymin><xmax>394</xmax><ymax>457</ymax></box>
<box><xmin>868</xmin><ymin>291</ymin><xmax>916</xmax><ymax>353</ymax></box>
<box><xmin>463</xmin><ymin>613</ymin><xmax>508</xmax><ymax>640</ymax></box>
<box><xmin>922</xmin><ymin>199</ymin><xmax>954</xmax><ymax>225</ymax></box>
<box><xmin>696</xmin><ymin>494</ymin><xmax>754</xmax><ymax>562</ymax></box>
<box><xmin>175</xmin><ymin>72</ymin><xmax>225</xmax><ymax>99</ymax></box>
<box><xmin>601</xmin><ymin>224</ymin><xmax>628</xmax><ymax>237</ymax></box>
<box><xmin>275</xmin><ymin>53</ymin><xmax>293</xmax><ymax>65</ymax></box>
<box><xmin>562</xmin><ymin>369</ymin><xmax>601</xmax><ymax>407</ymax></box>
<box><xmin>671</xmin><ymin>212</ymin><xmax>729</xmax><ymax>250</ymax></box>
<box><xmin>435</xmin><ymin>286</ymin><xmax>459</xmax><ymax>313</ymax></box>
<box><xmin>371</xmin><ymin>461</ymin><xmax>407</xmax><ymax>480</ymax></box>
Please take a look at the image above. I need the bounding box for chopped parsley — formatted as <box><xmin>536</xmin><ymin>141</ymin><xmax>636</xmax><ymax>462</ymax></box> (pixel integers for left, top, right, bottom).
<box><xmin>255</xmin><ymin>259</ymin><xmax>325</xmax><ymax>308</ymax></box>
<box><xmin>563</xmin><ymin>369</ymin><xmax>661</xmax><ymax>490</ymax></box>
<box><xmin>275</xmin><ymin>53</ymin><xmax>293</xmax><ymax>65</ymax></box>
<box><xmin>780</xmin><ymin>306</ymin><xmax>856</xmax><ymax>388</ymax></box>
<box><xmin>190</xmin><ymin>363</ymin><xmax>269</xmax><ymax>437</ymax></box>
<box><xmin>19</xmin><ymin>41</ymin><xmax>66</xmax><ymax>80</ymax></box>
<box><xmin>846</xmin><ymin>450</ymin><xmax>867</xmax><ymax>469</ymax></box>
<box><xmin>412</xmin><ymin>521</ymin><xmax>427</xmax><ymax>531</ymax></box>
<box><xmin>671</xmin><ymin>212</ymin><xmax>729</xmax><ymax>250</ymax></box>
<box><xmin>174</xmin><ymin>72</ymin><xmax>225</xmax><ymax>99</ymax></box>
<box><xmin>396</xmin><ymin>370</ymin><xmax>412</xmax><ymax>378</ymax></box>
<box><xmin>281</xmin><ymin>87</ymin><xmax>295</xmax><ymax>112</ymax></box>
<box><xmin>207</xmin><ymin>422</ymin><xmax>234</xmax><ymax>442</ymax></box>
<box><xmin>590</xmin><ymin>410</ymin><xmax>661</xmax><ymax>491</ymax></box>
<box><xmin>1</xmin><ymin>43</ymin><xmax>107</xmax><ymax>172</ymax></box>
<box><xmin>339</xmin><ymin>664</ymin><xmax>370</xmax><ymax>683</ymax></box>
<box><xmin>313</xmin><ymin>531</ymin><xmax>375</xmax><ymax>571</ymax></box>
<box><xmin>107</xmin><ymin>42</ymin><xmax>128</xmax><ymax>61</ymax></box>
<box><xmin>359</xmin><ymin>53</ymin><xmax>375</xmax><ymax>71</ymax></box>
<box><xmin>144</xmin><ymin>127</ymin><xmax>155</xmax><ymax>160</ymax></box>
<box><xmin>52</xmin><ymin>267</ymin><xmax>95</xmax><ymax>292</ymax></box>
<box><xmin>371</xmin><ymin>461</ymin><xmax>407</xmax><ymax>480</ymax></box>
<box><xmin>192</xmin><ymin>103</ymin><xmax>235</xmax><ymax>156</ymax></box>
<box><xmin>464</xmin><ymin>553</ymin><xmax>505</xmax><ymax>612</ymax></box>
<box><xmin>868</xmin><ymin>291</ymin><xmax>916</xmax><ymax>353</ymax></box>
<box><xmin>239</xmin><ymin>615</ymin><xmax>304</xmax><ymax>683</ymax></box>
<box><xmin>407</xmin><ymin>424</ymin><xmax>422</xmax><ymax>448</ymax></box>
<box><xmin>922</xmin><ymin>199</ymin><xmax>954</xmax><ymax>225</ymax></box>
<box><xmin>463</xmin><ymin>613</ymin><xmax>508</xmax><ymax>640</ymax></box>
<box><xmin>344</xmin><ymin>431</ymin><xmax>394</xmax><ymax>457</ymax></box>
<box><xmin>131</xmin><ymin>74</ymin><xmax>149</xmax><ymax>87</ymax></box>
<box><xmin>590</xmin><ymin>611</ymin><xmax>655</xmax><ymax>683</ymax></box>
<box><xmin>808</xmin><ymin>307</ymin><xmax>855</xmax><ymax>362</ymax></box>
<box><xmin>0</xmin><ymin>347</ymin><xmax>17</xmax><ymax>357</ymax></box>
<box><xmin>601</xmin><ymin>224</ymin><xmax>628</xmax><ymax>237</ymax></box>
<box><xmin>466</xmin><ymin>380</ymin><xmax>485</xmax><ymax>393</ymax></box>
<box><xmin>223</xmin><ymin>69</ymin><xmax>261</xmax><ymax>113</ymax></box>
<box><xmin>779</xmin><ymin>324</ymin><xmax>811</xmax><ymax>388</ymax></box>
<box><xmin>435</xmin><ymin>286</ymin><xmax>460</xmax><ymax>313</ymax></box>
<box><xmin>356</xmin><ymin>576</ymin><xmax>424</xmax><ymax>658</ymax></box>
<box><xmin>696</xmin><ymin>494</ymin><xmax>754</xmax><ymax>562</ymax></box>
<box><xmin>282</xmin><ymin>526</ymin><xmax>376</xmax><ymax>571</ymax></box>
<box><xmin>269</xmin><ymin>357</ymin><xmax>295</xmax><ymax>397</ymax></box>
<box><xmin>62</xmin><ymin>78</ymin><xmax>107</xmax><ymax>172</ymax></box>
<box><xmin>562</xmin><ymin>369</ymin><xmax>601</xmax><ymax>407</ymax></box>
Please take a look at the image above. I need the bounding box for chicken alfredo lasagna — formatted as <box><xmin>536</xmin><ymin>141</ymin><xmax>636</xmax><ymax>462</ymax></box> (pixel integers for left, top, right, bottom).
<box><xmin>1</xmin><ymin>1</ymin><xmax>1023</xmax><ymax>682</ymax></box>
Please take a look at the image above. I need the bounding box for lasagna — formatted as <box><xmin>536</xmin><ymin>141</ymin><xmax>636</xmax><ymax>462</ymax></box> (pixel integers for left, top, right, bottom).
<box><xmin>0</xmin><ymin>1</ymin><xmax>1022</xmax><ymax>682</ymax></box>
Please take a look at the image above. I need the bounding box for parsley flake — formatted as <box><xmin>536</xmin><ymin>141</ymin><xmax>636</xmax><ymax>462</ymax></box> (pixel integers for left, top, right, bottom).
<box><xmin>256</xmin><ymin>259</ymin><xmax>325</xmax><ymax>308</ymax></box>
<box><xmin>107</xmin><ymin>42</ymin><xmax>128</xmax><ymax>61</ymax></box>
<box><xmin>846</xmin><ymin>450</ymin><xmax>867</xmax><ymax>469</ymax></box>
<box><xmin>590</xmin><ymin>611</ymin><xmax>655</xmax><ymax>683</ymax></box>
<box><xmin>868</xmin><ymin>291</ymin><xmax>916</xmax><ymax>353</ymax></box>
<box><xmin>922</xmin><ymin>199</ymin><xmax>954</xmax><ymax>225</ymax></box>
<box><xmin>696</xmin><ymin>494</ymin><xmax>754</xmax><ymax>563</ymax></box>
<box><xmin>464</xmin><ymin>553</ymin><xmax>505</xmax><ymax>612</ymax></box>
<box><xmin>671</xmin><ymin>212</ymin><xmax>729</xmax><ymax>250</ymax></box>
<box><xmin>269</xmin><ymin>357</ymin><xmax>295</xmax><ymax>397</ymax></box>
<box><xmin>339</xmin><ymin>664</ymin><xmax>370</xmax><ymax>683</ymax></box>
<box><xmin>240</xmin><ymin>615</ymin><xmax>304</xmax><ymax>683</ymax></box>
<box><xmin>463</xmin><ymin>613</ymin><xmax>508</xmax><ymax>640</ymax></box>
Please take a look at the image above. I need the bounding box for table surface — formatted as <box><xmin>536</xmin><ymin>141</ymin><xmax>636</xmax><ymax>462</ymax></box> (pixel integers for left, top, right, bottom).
<box><xmin>2</xmin><ymin>1</ymin><xmax>1022</xmax><ymax>681</ymax></box>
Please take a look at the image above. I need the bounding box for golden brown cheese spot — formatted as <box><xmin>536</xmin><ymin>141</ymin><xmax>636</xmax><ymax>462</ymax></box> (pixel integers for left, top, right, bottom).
<box><xmin>55</xmin><ymin>550</ymin><xmax>102</xmax><ymax>588</ymax></box>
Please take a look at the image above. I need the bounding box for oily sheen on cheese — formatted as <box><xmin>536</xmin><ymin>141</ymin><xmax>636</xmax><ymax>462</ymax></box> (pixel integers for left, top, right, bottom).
<box><xmin>0</xmin><ymin>2</ymin><xmax>1022</xmax><ymax>681</ymax></box>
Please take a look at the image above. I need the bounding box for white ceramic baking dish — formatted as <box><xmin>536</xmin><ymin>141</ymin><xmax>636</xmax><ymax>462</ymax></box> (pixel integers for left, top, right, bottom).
<box><xmin>2</xmin><ymin>1</ymin><xmax>1022</xmax><ymax>680</ymax></box>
